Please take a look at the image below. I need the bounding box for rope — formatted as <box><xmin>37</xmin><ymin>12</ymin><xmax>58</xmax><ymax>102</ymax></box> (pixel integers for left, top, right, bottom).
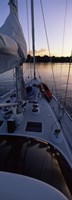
<box><xmin>63</xmin><ymin>53</ymin><xmax>72</xmax><ymax>108</ymax></box>
<box><xmin>40</xmin><ymin>0</ymin><xmax>51</xmax><ymax>57</ymax></box>
<box><xmin>60</xmin><ymin>0</ymin><xmax>68</xmax><ymax>102</ymax></box>
<box><xmin>31</xmin><ymin>0</ymin><xmax>36</xmax><ymax>79</ymax></box>
<box><xmin>36</xmin><ymin>65</ymin><xmax>42</xmax><ymax>82</ymax></box>
<box><xmin>62</xmin><ymin>0</ymin><xmax>68</xmax><ymax>55</ymax></box>
<box><xmin>26</xmin><ymin>0</ymin><xmax>30</xmax><ymax>53</ymax></box>
<box><xmin>40</xmin><ymin>0</ymin><xmax>58</xmax><ymax>96</ymax></box>
<box><xmin>26</xmin><ymin>0</ymin><xmax>33</xmax><ymax>80</ymax></box>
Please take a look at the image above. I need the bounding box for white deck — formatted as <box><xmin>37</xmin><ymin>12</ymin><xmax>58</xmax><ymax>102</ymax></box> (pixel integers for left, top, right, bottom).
<box><xmin>0</xmin><ymin>79</ymin><xmax>72</xmax><ymax>169</ymax></box>
<box><xmin>0</xmin><ymin>172</ymin><xmax>67</xmax><ymax>200</ymax></box>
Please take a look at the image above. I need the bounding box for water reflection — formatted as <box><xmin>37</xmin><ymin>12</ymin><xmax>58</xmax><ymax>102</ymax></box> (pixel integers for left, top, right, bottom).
<box><xmin>23</xmin><ymin>63</ymin><xmax>72</xmax><ymax>115</ymax></box>
<box><xmin>0</xmin><ymin>63</ymin><xmax>72</xmax><ymax>115</ymax></box>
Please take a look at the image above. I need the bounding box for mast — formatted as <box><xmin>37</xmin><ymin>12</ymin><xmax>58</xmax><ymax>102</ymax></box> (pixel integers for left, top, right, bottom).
<box><xmin>31</xmin><ymin>0</ymin><xmax>36</xmax><ymax>79</ymax></box>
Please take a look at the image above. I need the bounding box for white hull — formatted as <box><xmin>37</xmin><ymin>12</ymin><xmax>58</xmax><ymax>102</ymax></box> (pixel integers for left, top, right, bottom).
<box><xmin>0</xmin><ymin>1</ymin><xmax>72</xmax><ymax>199</ymax></box>
<box><xmin>0</xmin><ymin>78</ymin><xmax>72</xmax><ymax>199</ymax></box>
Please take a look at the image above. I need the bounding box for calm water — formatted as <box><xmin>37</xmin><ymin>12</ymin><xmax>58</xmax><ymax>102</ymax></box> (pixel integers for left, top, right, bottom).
<box><xmin>0</xmin><ymin>63</ymin><xmax>72</xmax><ymax>116</ymax></box>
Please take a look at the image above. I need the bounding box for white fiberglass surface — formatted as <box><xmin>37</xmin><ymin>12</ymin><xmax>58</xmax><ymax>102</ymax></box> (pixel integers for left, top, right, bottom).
<box><xmin>0</xmin><ymin>172</ymin><xmax>67</xmax><ymax>200</ymax></box>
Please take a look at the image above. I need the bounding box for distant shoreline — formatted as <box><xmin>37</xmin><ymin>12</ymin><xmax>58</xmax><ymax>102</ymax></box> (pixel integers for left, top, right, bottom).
<box><xmin>26</xmin><ymin>54</ymin><xmax>71</xmax><ymax>63</ymax></box>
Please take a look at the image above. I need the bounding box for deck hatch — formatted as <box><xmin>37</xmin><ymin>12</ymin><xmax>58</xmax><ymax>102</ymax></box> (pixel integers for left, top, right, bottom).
<box><xmin>25</xmin><ymin>122</ymin><xmax>42</xmax><ymax>132</ymax></box>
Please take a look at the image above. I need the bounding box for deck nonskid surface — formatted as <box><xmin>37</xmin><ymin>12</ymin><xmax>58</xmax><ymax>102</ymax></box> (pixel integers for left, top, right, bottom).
<box><xmin>0</xmin><ymin>80</ymin><xmax>72</xmax><ymax>167</ymax></box>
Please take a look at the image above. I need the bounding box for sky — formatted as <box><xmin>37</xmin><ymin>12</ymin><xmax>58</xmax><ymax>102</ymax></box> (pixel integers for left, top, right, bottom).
<box><xmin>0</xmin><ymin>0</ymin><xmax>72</xmax><ymax>56</ymax></box>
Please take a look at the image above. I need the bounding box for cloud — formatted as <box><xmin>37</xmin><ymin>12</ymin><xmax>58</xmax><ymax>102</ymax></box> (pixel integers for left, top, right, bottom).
<box><xmin>28</xmin><ymin>49</ymin><xmax>49</xmax><ymax>56</ymax></box>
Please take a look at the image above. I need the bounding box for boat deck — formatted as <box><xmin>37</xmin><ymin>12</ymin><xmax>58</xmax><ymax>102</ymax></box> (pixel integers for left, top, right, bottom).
<box><xmin>0</xmin><ymin>80</ymin><xmax>72</xmax><ymax>168</ymax></box>
<box><xmin>0</xmin><ymin>80</ymin><xmax>72</xmax><ymax>199</ymax></box>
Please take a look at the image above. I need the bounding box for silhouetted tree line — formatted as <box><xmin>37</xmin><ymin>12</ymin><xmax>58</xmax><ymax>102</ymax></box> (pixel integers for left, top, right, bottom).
<box><xmin>26</xmin><ymin>54</ymin><xmax>71</xmax><ymax>63</ymax></box>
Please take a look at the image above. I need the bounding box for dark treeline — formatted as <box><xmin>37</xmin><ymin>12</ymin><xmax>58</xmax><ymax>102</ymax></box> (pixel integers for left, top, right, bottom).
<box><xmin>26</xmin><ymin>54</ymin><xmax>71</xmax><ymax>63</ymax></box>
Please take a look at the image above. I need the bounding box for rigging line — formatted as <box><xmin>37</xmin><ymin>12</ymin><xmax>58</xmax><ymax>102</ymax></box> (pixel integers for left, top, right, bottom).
<box><xmin>31</xmin><ymin>0</ymin><xmax>36</xmax><ymax>79</ymax></box>
<box><xmin>63</xmin><ymin>52</ymin><xmax>72</xmax><ymax>108</ymax></box>
<box><xmin>26</xmin><ymin>0</ymin><xmax>32</xmax><ymax>80</ymax></box>
<box><xmin>13</xmin><ymin>68</ymin><xmax>15</xmax><ymax>88</ymax></box>
<box><xmin>36</xmin><ymin>65</ymin><xmax>42</xmax><ymax>82</ymax></box>
<box><xmin>40</xmin><ymin>0</ymin><xmax>58</xmax><ymax>97</ymax></box>
<box><xmin>62</xmin><ymin>0</ymin><xmax>68</xmax><ymax>56</ymax></box>
<box><xmin>51</xmin><ymin>63</ymin><xmax>58</xmax><ymax>96</ymax></box>
<box><xmin>60</xmin><ymin>0</ymin><xmax>68</xmax><ymax>102</ymax></box>
<box><xmin>40</xmin><ymin>0</ymin><xmax>50</xmax><ymax>58</ymax></box>
<box><xmin>26</xmin><ymin>0</ymin><xmax>30</xmax><ymax>52</ymax></box>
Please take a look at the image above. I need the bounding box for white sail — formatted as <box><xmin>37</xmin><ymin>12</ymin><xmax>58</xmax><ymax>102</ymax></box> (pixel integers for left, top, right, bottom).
<box><xmin>0</xmin><ymin>0</ymin><xmax>27</xmax><ymax>74</ymax></box>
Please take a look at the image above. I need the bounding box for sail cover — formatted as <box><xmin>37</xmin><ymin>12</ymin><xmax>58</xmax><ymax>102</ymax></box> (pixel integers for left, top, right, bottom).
<box><xmin>0</xmin><ymin>0</ymin><xmax>27</xmax><ymax>74</ymax></box>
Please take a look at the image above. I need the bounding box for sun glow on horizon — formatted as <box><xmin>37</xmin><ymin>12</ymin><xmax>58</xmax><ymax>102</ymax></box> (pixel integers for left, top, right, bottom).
<box><xmin>28</xmin><ymin>48</ymin><xmax>71</xmax><ymax>57</ymax></box>
<box><xmin>0</xmin><ymin>1</ymin><xmax>72</xmax><ymax>58</ymax></box>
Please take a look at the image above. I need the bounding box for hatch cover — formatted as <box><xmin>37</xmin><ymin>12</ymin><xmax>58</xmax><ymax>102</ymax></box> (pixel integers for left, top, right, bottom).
<box><xmin>25</xmin><ymin>122</ymin><xmax>42</xmax><ymax>132</ymax></box>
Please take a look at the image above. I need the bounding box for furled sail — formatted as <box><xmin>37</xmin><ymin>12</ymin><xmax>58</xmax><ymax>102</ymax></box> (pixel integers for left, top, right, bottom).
<box><xmin>0</xmin><ymin>0</ymin><xmax>27</xmax><ymax>74</ymax></box>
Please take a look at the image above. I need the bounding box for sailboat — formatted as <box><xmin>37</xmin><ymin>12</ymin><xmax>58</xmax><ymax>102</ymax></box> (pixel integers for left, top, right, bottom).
<box><xmin>0</xmin><ymin>0</ymin><xmax>72</xmax><ymax>199</ymax></box>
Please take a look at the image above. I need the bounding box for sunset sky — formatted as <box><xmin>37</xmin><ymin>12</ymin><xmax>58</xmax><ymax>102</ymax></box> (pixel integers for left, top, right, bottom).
<box><xmin>0</xmin><ymin>0</ymin><xmax>72</xmax><ymax>56</ymax></box>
